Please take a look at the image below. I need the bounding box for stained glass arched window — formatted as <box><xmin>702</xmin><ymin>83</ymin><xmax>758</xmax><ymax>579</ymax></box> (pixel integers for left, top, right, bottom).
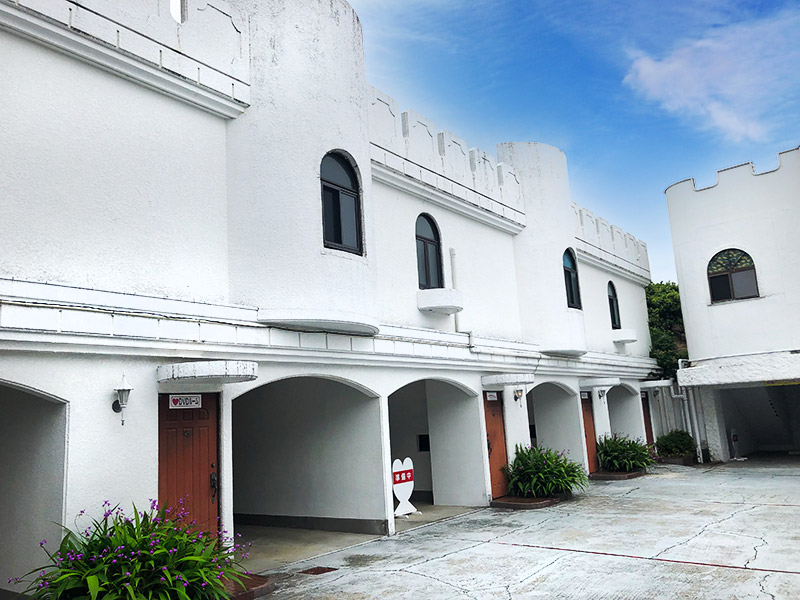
<box><xmin>707</xmin><ymin>249</ymin><xmax>758</xmax><ymax>302</ymax></box>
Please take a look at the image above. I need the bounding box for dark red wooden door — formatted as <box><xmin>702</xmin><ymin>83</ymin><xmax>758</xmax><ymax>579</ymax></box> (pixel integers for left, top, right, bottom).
<box><xmin>158</xmin><ymin>393</ymin><xmax>219</xmax><ymax>533</ymax></box>
<box><xmin>641</xmin><ymin>391</ymin><xmax>655</xmax><ymax>448</ymax></box>
<box><xmin>581</xmin><ymin>393</ymin><xmax>599</xmax><ymax>473</ymax></box>
<box><xmin>484</xmin><ymin>391</ymin><xmax>509</xmax><ymax>499</ymax></box>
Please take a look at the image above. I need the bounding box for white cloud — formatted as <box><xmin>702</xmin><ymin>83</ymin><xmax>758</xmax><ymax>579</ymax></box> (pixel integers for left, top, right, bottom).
<box><xmin>623</xmin><ymin>9</ymin><xmax>800</xmax><ymax>142</ymax></box>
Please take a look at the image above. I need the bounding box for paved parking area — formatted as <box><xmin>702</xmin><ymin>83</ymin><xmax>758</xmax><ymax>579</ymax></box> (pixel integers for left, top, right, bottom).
<box><xmin>266</xmin><ymin>458</ymin><xmax>800</xmax><ymax>599</ymax></box>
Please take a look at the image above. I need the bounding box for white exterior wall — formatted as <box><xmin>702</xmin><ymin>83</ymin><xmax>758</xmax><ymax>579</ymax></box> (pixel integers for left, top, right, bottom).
<box><xmin>225</xmin><ymin>0</ymin><xmax>379</xmax><ymax>331</ymax></box>
<box><xmin>500</xmin><ymin>143</ymin><xmax>586</xmax><ymax>351</ymax></box>
<box><xmin>667</xmin><ymin>148</ymin><xmax>800</xmax><ymax>360</ymax></box>
<box><xmin>0</xmin><ymin>352</ymin><xmax>163</xmax><ymax>538</ymax></box>
<box><xmin>580</xmin><ymin>262</ymin><xmax>651</xmax><ymax>357</ymax></box>
<box><xmin>0</xmin><ymin>34</ymin><xmax>230</xmax><ymax>304</ymax></box>
<box><xmin>373</xmin><ymin>180</ymin><xmax>521</xmax><ymax>337</ymax></box>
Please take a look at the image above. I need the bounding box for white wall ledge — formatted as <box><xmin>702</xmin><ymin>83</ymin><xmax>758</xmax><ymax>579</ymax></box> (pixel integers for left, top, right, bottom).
<box><xmin>676</xmin><ymin>351</ymin><xmax>800</xmax><ymax>387</ymax></box>
<box><xmin>612</xmin><ymin>329</ymin><xmax>638</xmax><ymax>344</ymax></box>
<box><xmin>0</xmin><ymin>1</ymin><xmax>250</xmax><ymax>118</ymax></box>
<box><xmin>157</xmin><ymin>360</ymin><xmax>258</xmax><ymax>384</ymax></box>
<box><xmin>416</xmin><ymin>288</ymin><xmax>464</xmax><ymax>315</ymax></box>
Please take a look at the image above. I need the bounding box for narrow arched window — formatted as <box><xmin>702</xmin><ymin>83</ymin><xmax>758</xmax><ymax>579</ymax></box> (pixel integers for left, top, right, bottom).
<box><xmin>416</xmin><ymin>214</ymin><xmax>443</xmax><ymax>289</ymax></box>
<box><xmin>707</xmin><ymin>248</ymin><xmax>758</xmax><ymax>302</ymax></box>
<box><xmin>321</xmin><ymin>153</ymin><xmax>362</xmax><ymax>255</ymax></box>
<box><xmin>608</xmin><ymin>281</ymin><xmax>621</xmax><ymax>329</ymax></box>
<box><xmin>563</xmin><ymin>249</ymin><xmax>581</xmax><ymax>309</ymax></box>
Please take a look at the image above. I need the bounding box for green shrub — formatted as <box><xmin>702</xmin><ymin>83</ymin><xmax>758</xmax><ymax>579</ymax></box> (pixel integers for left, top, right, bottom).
<box><xmin>656</xmin><ymin>429</ymin><xmax>696</xmax><ymax>456</ymax></box>
<box><xmin>503</xmin><ymin>445</ymin><xmax>588</xmax><ymax>498</ymax></box>
<box><xmin>10</xmin><ymin>500</ymin><xmax>250</xmax><ymax>600</ymax></box>
<box><xmin>596</xmin><ymin>434</ymin><xmax>654</xmax><ymax>472</ymax></box>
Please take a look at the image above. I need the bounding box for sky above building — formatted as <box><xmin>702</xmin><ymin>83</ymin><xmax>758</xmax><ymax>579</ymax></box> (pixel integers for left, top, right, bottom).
<box><xmin>346</xmin><ymin>0</ymin><xmax>800</xmax><ymax>282</ymax></box>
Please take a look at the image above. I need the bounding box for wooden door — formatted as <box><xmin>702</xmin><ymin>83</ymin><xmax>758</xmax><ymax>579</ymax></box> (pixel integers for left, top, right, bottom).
<box><xmin>158</xmin><ymin>393</ymin><xmax>219</xmax><ymax>533</ymax></box>
<box><xmin>483</xmin><ymin>391</ymin><xmax>509</xmax><ymax>499</ymax></box>
<box><xmin>581</xmin><ymin>392</ymin><xmax>599</xmax><ymax>473</ymax></box>
<box><xmin>641</xmin><ymin>391</ymin><xmax>655</xmax><ymax>448</ymax></box>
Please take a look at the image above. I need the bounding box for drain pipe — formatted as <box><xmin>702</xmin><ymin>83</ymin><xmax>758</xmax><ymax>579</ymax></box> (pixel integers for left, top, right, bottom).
<box><xmin>687</xmin><ymin>387</ymin><xmax>704</xmax><ymax>463</ymax></box>
<box><xmin>449</xmin><ymin>247</ymin><xmax>461</xmax><ymax>333</ymax></box>
<box><xmin>672</xmin><ymin>362</ymin><xmax>705</xmax><ymax>464</ymax></box>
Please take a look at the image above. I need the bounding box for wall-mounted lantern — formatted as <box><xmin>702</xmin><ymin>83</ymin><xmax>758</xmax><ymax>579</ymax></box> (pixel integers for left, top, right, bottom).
<box><xmin>112</xmin><ymin>375</ymin><xmax>133</xmax><ymax>425</ymax></box>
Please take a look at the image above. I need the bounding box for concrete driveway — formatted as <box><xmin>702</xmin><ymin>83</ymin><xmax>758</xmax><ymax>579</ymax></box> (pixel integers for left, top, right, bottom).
<box><xmin>266</xmin><ymin>458</ymin><xmax>800</xmax><ymax>599</ymax></box>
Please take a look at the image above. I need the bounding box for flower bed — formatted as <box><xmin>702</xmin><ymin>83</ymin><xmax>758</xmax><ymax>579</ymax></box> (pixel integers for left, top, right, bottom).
<box><xmin>9</xmin><ymin>500</ymin><xmax>252</xmax><ymax>600</ymax></box>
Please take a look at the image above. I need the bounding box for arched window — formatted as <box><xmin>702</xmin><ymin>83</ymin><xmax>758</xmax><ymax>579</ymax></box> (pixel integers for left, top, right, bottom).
<box><xmin>563</xmin><ymin>249</ymin><xmax>581</xmax><ymax>309</ymax></box>
<box><xmin>321</xmin><ymin>153</ymin><xmax>362</xmax><ymax>255</ymax></box>
<box><xmin>608</xmin><ymin>281</ymin><xmax>621</xmax><ymax>329</ymax></box>
<box><xmin>707</xmin><ymin>248</ymin><xmax>758</xmax><ymax>302</ymax></box>
<box><xmin>416</xmin><ymin>214</ymin><xmax>443</xmax><ymax>289</ymax></box>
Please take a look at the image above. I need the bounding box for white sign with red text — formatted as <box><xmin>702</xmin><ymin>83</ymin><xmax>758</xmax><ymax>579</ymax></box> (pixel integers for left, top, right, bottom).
<box><xmin>392</xmin><ymin>457</ymin><xmax>416</xmax><ymax>516</ymax></box>
<box><xmin>169</xmin><ymin>394</ymin><xmax>202</xmax><ymax>410</ymax></box>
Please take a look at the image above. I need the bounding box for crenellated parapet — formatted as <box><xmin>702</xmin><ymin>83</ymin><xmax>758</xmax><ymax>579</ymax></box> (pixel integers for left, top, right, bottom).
<box><xmin>0</xmin><ymin>0</ymin><xmax>250</xmax><ymax>115</ymax></box>
<box><xmin>369</xmin><ymin>87</ymin><xmax>525</xmax><ymax>232</ymax></box>
<box><xmin>572</xmin><ymin>203</ymin><xmax>650</xmax><ymax>281</ymax></box>
<box><xmin>665</xmin><ymin>145</ymin><xmax>800</xmax><ymax>194</ymax></box>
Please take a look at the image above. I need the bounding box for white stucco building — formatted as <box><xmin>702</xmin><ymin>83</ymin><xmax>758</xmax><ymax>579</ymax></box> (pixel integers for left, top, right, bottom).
<box><xmin>0</xmin><ymin>0</ymin><xmax>657</xmax><ymax>586</ymax></box>
<box><xmin>666</xmin><ymin>147</ymin><xmax>800</xmax><ymax>462</ymax></box>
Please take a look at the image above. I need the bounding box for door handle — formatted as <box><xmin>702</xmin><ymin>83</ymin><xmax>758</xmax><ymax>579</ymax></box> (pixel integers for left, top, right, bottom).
<box><xmin>487</xmin><ymin>436</ymin><xmax>492</xmax><ymax>457</ymax></box>
<box><xmin>210</xmin><ymin>471</ymin><xmax>218</xmax><ymax>504</ymax></box>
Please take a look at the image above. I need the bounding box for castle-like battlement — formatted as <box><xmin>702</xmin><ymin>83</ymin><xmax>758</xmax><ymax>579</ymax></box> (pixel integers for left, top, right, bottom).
<box><xmin>572</xmin><ymin>203</ymin><xmax>650</xmax><ymax>279</ymax></box>
<box><xmin>1</xmin><ymin>0</ymin><xmax>250</xmax><ymax>111</ymax></box>
<box><xmin>665</xmin><ymin>145</ymin><xmax>800</xmax><ymax>194</ymax></box>
<box><xmin>368</xmin><ymin>87</ymin><xmax>525</xmax><ymax>229</ymax></box>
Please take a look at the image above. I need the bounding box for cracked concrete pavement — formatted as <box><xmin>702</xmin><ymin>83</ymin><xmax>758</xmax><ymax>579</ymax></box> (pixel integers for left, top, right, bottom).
<box><xmin>262</xmin><ymin>458</ymin><xmax>800</xmax><ymax>599</ymax></box>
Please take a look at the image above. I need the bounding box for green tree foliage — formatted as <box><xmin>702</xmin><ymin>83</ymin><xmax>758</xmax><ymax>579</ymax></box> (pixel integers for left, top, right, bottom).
<box><xmin>645</xmin><ymin>281</ymin><xmax>688</xmax><ymax>379</ymax></box>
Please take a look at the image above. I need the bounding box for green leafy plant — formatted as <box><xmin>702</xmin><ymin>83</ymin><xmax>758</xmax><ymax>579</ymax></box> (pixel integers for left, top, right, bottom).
<box><xmin>656</xmin><ymin>429</ymin><xmax>696</xmax><ymax>457</ymax></box>
<box><xmin>645</xmin><ymin>281</ymin><xmax>688</xmax><ymax>379</ymax></box>
<box><xmin>9</xmin><ymin>500</ymin><xmax>251</xmax><ymax>600</ymax></box>
<box><xmin>596</xmin><ymin>434</ymin><xmax>654</xmax><ymax>472</ymax></box>
<box><xmin>503</xmin><ymin>445</ymin><xmax>588</xmax><ymax>498</ymax></box>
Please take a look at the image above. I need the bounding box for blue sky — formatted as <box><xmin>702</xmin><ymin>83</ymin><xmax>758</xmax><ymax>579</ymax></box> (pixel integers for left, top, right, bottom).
<box><xmin>347</xmin><ymin>0</ymin><xmax>800</xmax><ymax>282</ymax></box>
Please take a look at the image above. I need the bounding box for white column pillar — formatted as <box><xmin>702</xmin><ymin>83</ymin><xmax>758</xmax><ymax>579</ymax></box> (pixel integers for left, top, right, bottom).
<box><xmin>591</xmin><ymin>387</ymin><xmax>612</xmax><ymax>439</ymax></box>
<box><xmin>698</xmin><ymin>388</ymin><xmax>730</xmax><ymax>462</ymax></box>
<box><xmin>377</xmin><ymin>392</ymin><xmax>396</xmax><ymax>535</ymax></box>
<box><xmin>502</xmin><ymin>384</ymin><xmax>531</xmax><ymax>462</ymax></box>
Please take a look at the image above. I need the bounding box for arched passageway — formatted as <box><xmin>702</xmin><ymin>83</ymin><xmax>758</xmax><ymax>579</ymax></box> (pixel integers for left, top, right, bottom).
<box><xmin>232</xmin><ymin>376</ymin><xmax>386</xmax><ymax>535</ymax></box>
<box><xmin>388</xmin><ymin>379</ymin><xmax>485</xmax><ymax>509</ymax></box>
<box><xmin>607</xmin><ymin>385</ymin><xmax>646</xmax><ymax>441</ymax></box>
<box><xmin>526</xmin><ymin>382</ymin><xmax>585</xmax><ymax>467</ymax></box>
<box><xmin>0</xmin><ymin>382</ymin><xmax>66</xmax><ymax>591</ymax></box>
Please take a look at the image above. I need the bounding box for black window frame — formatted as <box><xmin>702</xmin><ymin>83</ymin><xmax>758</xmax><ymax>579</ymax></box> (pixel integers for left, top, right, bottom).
<box><xmin>707</xmin><ymin>248</ymin><xmax>759</xmax><ymax>303</ymax></box>
<box><xmin>563</xmin><ymin>249</ymin><xmax>582</xmax><ymax>309</ymax></box>
<box><xmin>608</xmin><ymin>281</ymin><xmax>621</xmax><ymax>329</ymax></box>
<box><xmin>416</xmin><ymin>214</ymin><xmax>444</xmax><ymax>289</ymax></box>
<box><xmin>321</xmin><ymin>153</ymin><xmax>363</xmax><ymax>255</ymax></box>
